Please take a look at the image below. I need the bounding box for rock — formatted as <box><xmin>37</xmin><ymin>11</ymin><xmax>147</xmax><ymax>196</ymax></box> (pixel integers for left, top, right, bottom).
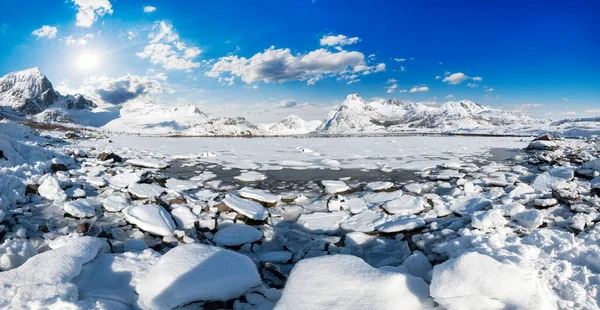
<box><xmin>534</xmin><ymin>133</ymin><xmax>554</xmax><ymax>141</ymax></box>
<box><xmin>50</xmin><ymin>163</ymin><xmax>68</xmax><ymax>172</ymax></box>
<box><xmin>98</xmin><ymin>152</ymin><xmax>123</xmax><ymax>163</ymax></box>
<box><xmin>122</xmin><ymin>204</ymin><xmax>176</xmax><ymax>236</ymax></box>
<box><xmin>430</xmin><ymin>252</ymin><xmax>554</xmax><ymax>309</ymax></box>
<box><xmin>275</xmin><ymin>255</ymin><xmax>434</xmax><ymax>309</ymax></box>
<box><xmin>212</xmin><ymin>223</ymin><xmax>263</xmax><ymax>246</ymax></box>
<box><xmin>25</xmin><ymin>184</ymin><xmax>39</xmax><ymax>194</ymax></box>
<box><xmin>76</xmin><ymin>222</ymin><xmax>90</xmax><ymax>233</ymax></box>
<box><xmin>222</xmin><ymin>194</ymin><xmax>269</xmax><ymax>221</ymax></box>
<box><xmin>527</xmin><ymin>140</ymin><xmax>559</xmax><ymax>151</ymax></box>
<box><xmin>136</xmin><ymin>244</ymin><xmax>261</xmax><ymax>309</ymax></box>
<box><xmin>168</xmin><ymin>198</ymin><xmax>187</xmax><ymax>205</ymax></box>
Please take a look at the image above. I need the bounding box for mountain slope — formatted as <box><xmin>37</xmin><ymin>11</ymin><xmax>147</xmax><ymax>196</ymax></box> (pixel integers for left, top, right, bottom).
<box><xmin>263</xmin><ymin>114</ymin><xmax>322</xmax><ymax>135</ymax></box>
<box><xmin>102</xmin><ymin>101</ymin><xmax>263</xmax><ymax>136</ymax></box>
<box><xmin>317</xmin><ymin>94</ymin><xmax>542</xmax><ymax>134</ymax></box>
<box><xmin>0</xmin><ymin>68</ymin><xmax>97</xmax><ymax>122</ymax></box>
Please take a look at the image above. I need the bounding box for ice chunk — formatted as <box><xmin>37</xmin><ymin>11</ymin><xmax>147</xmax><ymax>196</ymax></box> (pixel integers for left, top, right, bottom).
<box><xmin>340</xmin><ymin>210</ymin><xmax>386</xmax><ymax>232</ymax></box>
<box><xmin>382</xmin><ymin>195</ymin><xmax>425</xmax><ymax>215</ymax></box>
<box><xmin>109</xmin><ymin>172</ymin><xmax>141</xmax><ymax>188</ymax></box>
<box><xmin>376</xmin><ymin>215</ymin><xmax>426</xmax><ymax>233</ymax></box>
<box><xmin>171</xmin><ymin>206</ymin><xmax>198</xmax><ymax>229</ymax></box>
<box><xmin>103</xmin><ymin>194</ymin><xmax>130</xmax><ymax>212</ymax></box>
<box><xmin>234</xmin><ymin>171</ymin><xmax>267</xmax><ymax>182</ymax></box>
<box><xmin>165</xmin><ymin>178</ymin><xmax>200</xmax><ymax>191</ymax></box>
<box><xmin>450</xmin><ymin>196</ymin><xmax>491</xmax><ymax>216</ymax></box>
<box><xmin>365</xmin><ymin>181</ymin><xmax>394</xmax><ymax>191</ymax></box>
<box><xmin>128</xmin><ymin>183</ymin><xmax>165</xmax><ymax>199</ymax></box>
<box><xmin>275</xmin><ymin>255</ymin><xmax>433</xmax><ymax>309</ymax></box>
<box><xmin>127</xmin><ymin>158</ymin><xmax>170</xmax><ymax>169</ymax></box>
<box><xmin>321</xmin><ymin>180</ymin><xmax>350</xmax><ymax>194</ymax></box>
<box><xmin>0</xmin><ymin>239</ymin><xmax>37</xmax><ymax>271</ymax></box>
<box><xmin>258</xmin><ymin>251</ymin><xmax>292</xmax><ymax>263</ymax></box>
<box><xmin>430</xmin><ymin>252</ymin><xmax>555</xmax><ymax>310</ymax></box>
<box><xmin>222</xmin><ymin>194</ymin><xmax>269</xmax><ymax>220</ymax></box>
<box><xmin>38</xmin><ymin>175</ymin><xmax>67</xmax><ymax>202</ymax></box>
<box><xmin>63</xmin><ymin>198</ymin><xmax>98</xmax><ymax>218</ymax></box>
<box><xmin>122</xmin><ymin>204</ymin><xmax>176</xmax><ymax>236</ymax></box>
<box><xmin>531</xmin><ymin>167</ymin><xmax>574</xmax><ymax>193</ymax></box>
<box><xmin>402</xmin><ymin>251</ymin><xmax>432</xmax><ymax>282</ymax></box>
<box><xmin>212</xmin><ymin>223</ymin><xmax>263</xmax><ymax>246</ymax></box>
<box><xmin>470</xmin><ymin>209</ymin><xmax>507</xmax><ymax>230</ymax></box>
<box><xmin>513</xmin><ymin>209</ymin><xmax>544</xmax><ymax>229</ymax></box>
<box><xmin>239</xmin><ymin>187</ymin><xmax>280</xmax><ymax>204</ymax></box>
<box><xmin>136</xmin><ymin>244</ymin><xmax>261</xmax><ymax>309</ymax></box>
<box><xmin>296</xmin><ymin>211</ymin><xmax>349</xmax><ymax>234</ymax></box>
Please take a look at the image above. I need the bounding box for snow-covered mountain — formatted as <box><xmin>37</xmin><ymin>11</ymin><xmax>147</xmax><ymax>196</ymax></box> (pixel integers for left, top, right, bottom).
<box><xmin>317</xmin><ymin>94</ymin><xmax>543</xmax><ymax>134</ymax></box>
<box><xmin>102</xmin><ymin>101</ymin><xmax>263</xmax><ymax>136</ymax></box>
<box><xmin>262</xmin><ymin>114</ymin><xmax>322</xmax><ymax>135</ymax></box>
<box><xmin>0</xmin><ymin>68</ymin><xmax>96</xmax><ymax>121</ymax></box>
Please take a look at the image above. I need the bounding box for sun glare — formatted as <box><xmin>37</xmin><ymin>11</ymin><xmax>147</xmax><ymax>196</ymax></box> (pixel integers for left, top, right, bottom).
<box><xmin>75</xmin><ymin>52</ymin><xmax>100</xmax><ymax>71</ymax></box>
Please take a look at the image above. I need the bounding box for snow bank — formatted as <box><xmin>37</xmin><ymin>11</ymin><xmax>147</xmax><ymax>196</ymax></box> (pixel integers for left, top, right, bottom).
<box><xmin>136</xmin><ymin>244</ymin><xmax>261</xmax><ymax>309</ymax></box>
<box><xmin>430</xmin><ymin>252</ymin><xmax>555</xmax><ymax>310</ymax></box>
<box><xmin>275</xmin><ymin>254</ymin><xmax>434</xmax><ymax>309</ymax></box>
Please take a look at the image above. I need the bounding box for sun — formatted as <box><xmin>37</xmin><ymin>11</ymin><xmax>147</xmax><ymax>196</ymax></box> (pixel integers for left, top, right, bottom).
<box><xmin>75</xmin><ymin>52</ymin><xmax>100</xmax><ymax>71</ymax></box>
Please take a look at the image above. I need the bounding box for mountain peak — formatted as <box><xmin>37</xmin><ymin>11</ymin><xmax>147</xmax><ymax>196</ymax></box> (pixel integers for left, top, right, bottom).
<box><xmin>345</xmin><ymin>93</ymin><xmax>364</xmax><ymax>102</ymax></box>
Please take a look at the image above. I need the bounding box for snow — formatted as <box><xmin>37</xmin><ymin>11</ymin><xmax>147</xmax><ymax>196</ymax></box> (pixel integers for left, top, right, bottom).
<box><xmin>262</xmin><ymin>114</ymin><xmax>322</xmax><ymax>135</ymax></box>
<box><xmin>340</xmin><ymin>210</ymin><xmax>385</xmax><ymax>232</ymax></box>
<box><xmin>471</xmin><ymin>209</ymin><xmax>508</xmax><ymax>230</ymax></box>
<box><xmin>0</xmin><ymin>236</ymin><xmax>106</xmax><ymax>308</ymax></box>
<box><xmin>102</xmin><ymin>194</ymin><xmax>130</xmax><ymax>212</ymax></box>
<box><xmin>38</xmin><ymin>175</ymin><xmax>67</xmax><ymax>202</ymax></box>
<box><xmin>63</xmin><ymin>198</ymin><xmax>98</xmax><ymax>218</ymax></box>
<box><xmin>365</xmin><ymin>181</ymin><xmax>394</xmax><ymax>191</ymax></box>
<box><xmin>108</xmin><ymin>172</ymin><xmax>141</xmax><ymax>188</ymax></box>
<box><xmin>0</xmin><ymin>239</ymin><xmax>37</xmax><ymax>271</ymax></box>
<box><xmin>136</xmin><ymin>244</ymin><xmax>261</xmax><ymax>309</ymax></box>
<box><xmin>212</xmin><ymin>223</ymin><xmax>263</xmax><ymax>246</ymax></box>
<box><xmin>375</xmin><ymin>215</ymin><xmax>426</xmax><ymax>233</ymax></box>
<box><xmin>513</xmin><ymin>209</ymin><xmax>544</xmax><ymax>229</ymax></box>
<box><xmin>275</xmin><ymin>254</ymin><xmax>434</xmax><ymax>309</ymax></box>
<box><xmin>122</xmin><ymin>204</ymin><xmax>176</xmax><ymax>236</ymax></box>
<box><xmin>531</xmin><ymin>167</ymin><xmax>574</xmax><ymax>192</ymax></box>
<box><xmin>127</xmin><ymin>158</ymin><xmax>170</xmax><ymax>169</ymax></box>
<box><xmin>222</xmin><ymin>194</ymin><xmax>269</xmax><ymax>220</ymax></box>
<box><xmin>165</xmin><ymin>178</ymin><xmax>200</xmax><ymax>191</ymax></box>
<box><xmin>382</xmin><ymin>195</ymin><xmax>425</xmax><ymax>215</ymax></box>
<box><xmin>321</xmin><ymin>180</ymin><xmax>350</xmax><ymax>194</ymax></box>
<box><xmin>430</xmin><ymin>252</ymin><xmax>555</xmax><ymax>310</ymax></box>
<box><xmin>171</xmin><ymin>206</ymin><xmax>197</xmax><ymax>229</ymax></box>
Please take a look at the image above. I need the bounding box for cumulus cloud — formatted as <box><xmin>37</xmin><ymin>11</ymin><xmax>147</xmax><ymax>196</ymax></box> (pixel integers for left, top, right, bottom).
<box><xmin>207</xmin><ymin>46</ymin><xmax>385</xmax><ymax>85</ymax></box>
<box><xmin>143</xmin><ymin>5</ymin><xmax>156</xmax><ymax>13</ymax></box>
<box><xmin>72</xmin><ymin>0</ymin><xmax>113</xmax><ymax>28</ymax></box>
<box><xmin>137</xmin><ymin>21</ymin><xmax>202</xmax><ymax>71</ymax></box>
<box><xmin>442</xmin><ymin>72</ymin><xmax>468</xmax><ymax>85</ymax></box>
<box><xmin>409</xmin><ymin>86</ymin><xmax>429</xmax><ymax>93</ymax></box>
<box><xmin>276</xmin><ymin>99</ymin><xmax>298</xmax><ymax>108</ymax></box>
<box><xmin>32</xmin><ymin>25</ymin><xmax>58</xmax><ymax>39</ymax></box>
<box><xmin>95</xmin><ymin>75</ymin><xmax>164</xmax><ymax>104</ymax></box>
<box><xmin>320</xmin><ymin>34</ymin><xmax>360</xmax><ymax>46</ymax></box>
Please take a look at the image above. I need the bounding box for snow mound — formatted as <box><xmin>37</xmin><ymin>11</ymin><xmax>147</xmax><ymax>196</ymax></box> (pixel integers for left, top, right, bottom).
<box><xmin>0</xmin><ymin>236</ymin><xmax>106</xmax><ymax>308</ymax></box>
<box><xmin>430</xmin><ymin>252</ymin><xmax>555</xmax><ymax>310</ymax></box>
<box><xmin>122</xmin><ymin>204</ymin><xmax>176</xmax><ymax>236</ymax></box>
<box><xmin>136</xmin><ymin>243</ymin><xmax>261</xmax><ymax>309</ymax></box>
<box><xmin>275</xmin><ymin>254</ymin><xmax>434</xmax><ymax>309</ymax></box>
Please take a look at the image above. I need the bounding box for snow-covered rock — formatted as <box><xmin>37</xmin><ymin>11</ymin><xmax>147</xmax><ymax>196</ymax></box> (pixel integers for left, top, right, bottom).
<box><xmin>382</xmin><ymin>195</ymin><xmax>425</xmax><ymax>215</ymax></box>
<box><xmin>122</xmin><ymin>204</ymin><xmax>176</xmax><ymax>236</ymax></box>
<box><xmin>321</xmin><ymin>180</ymin><xmax>350</xmax><ymax>194</ymax></box>
<box><xmin>430</xmin><ymin>252</ymin><xmax>555</xmax><ymax>310</ymax></box>
<box><xmin>128</xmin><ymin>183</ymin><xmax>166</xmax><ymax>199</ymax></box>
<box><xmin>275</xmin><ymin>254</ymin><xmax>434</xmax><ymax>309</ymax></box>
<box><xmin>63</xmin><ymin>198</ymin><xmax>98</xmax><ymax>218</ymax></box>
<box><xmin>38</xmin><ymin>175</ymin><xmax>67</xmax><ymax>202</ymax></box>
<box><xmin>0</xmin><ymin>239</ymin><xmax>37</xmax><ymax>271</ymax></box>
<box><xmin>263</xmin><ymin>114</ymin><xmax>322</xmax><ymax>135</ymax></box>
<box><xmin>136</xmin><ymin>244</ymin><xmax>261</xmax><ymax>309</ymax></box>
<box><xmin>222</xmin><ymin>194</ymin><xmax>269</xmax><ymax>221</ymax></box>
<box><xmin>212</xmin><ymin>223</ymin><xmax>263</xmax><ymax>246</ymax></box>
<box><xmin>238</xmin><ymin>187</ymin><xmax>280</xmax><ymax>204</ymax></box>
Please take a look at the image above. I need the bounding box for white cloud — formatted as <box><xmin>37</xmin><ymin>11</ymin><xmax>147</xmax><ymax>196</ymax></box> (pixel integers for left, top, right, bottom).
<box><xmin>484</xmin><ymin>94</ymin><xmax>500</xmax><ymax>101</ymax></box>
<box><xmin>155</xmin><ymin>73</ymin><xmax>168</xmax><ymax>80</ymax></box>
<box><xmin>143</xmin><ymin>5</ymin><xmax>156</xmax><ymax>13</ymax></box>
<box><xmin>394</xmin><ymin>58</ymin><xmax>406</xmax><ymax>62</ymax></box>
<box><xmin>467</xmin><ymin>83</ymin><xmax>478</xmax><ymax>88</ymax></box>
<box><xmin>446</xmin><ymin>94</ymin><xmax>454</xmax><ymax>99</ymax></box>
<box><xmin>400</xmin><ymin>66</ymin><xmax>405</xmax><ymax>72</ymax></box>
<box><xmin>442</xmin><ymin>72</ymin><xmax>468</xmax><ymax>85</ymax></box>
<box><xmin>276</xmin><ymin>99</ymin><xmax>298</xmax><ymax>108</ymax></box>
<box><xmin>32</xmin><ymin>25</ymin><xmax>57</xmax><ymax>39</ymax></box>
<box><xmin>207</xmin><ymin>45</ymin><xmax>384</xmax><ymax>85</ymax></box>
<box><xmin>386</xmin><ymin>83</ymin><xmax>398</xmax><ymax>94</ymax></box>
<box><xmin>62</xmin><ymin>34</ymin><xmax>93</xmax><ymax>46</ymax></box>
<box><xmin>218</xmin><ymin>76</ymin><xmax>235</xmax><ymax>86</ymax></box>
<box><xmin>137</xmin><ymin>21</ymin><xmax>202</xmax><ymax>71</ymax></box>
<box><xmin>485</xmin><ymin>88</ymin><xmax>494</xmax><ymax>92</ymax></box>
<box><xmin>399</xmin><ymin>89</ymin><xmax>407</xmax><ymax>93</ymax></box>
<box><xmin>409</xmin><ymin>86</ymin><xmax>429</xmax><ymax>93</ymax></box>
<box><xmin>435</xmin><ymin>76</ymin><xmax>441</xmax><ymax>79</ymax></box>
<box><xmin>347</xmin><ymin>79</ymin><xmax>360</xmax><ymax>84</ymax></box>
<box><xmin>387</xmin><ymin>78</ymin><xmax>397</xmax><ymax>83</ymax></box>
<box><xmin>320</xmin><ymin>34</ymin><xmax>360</xmax><ymax>46</ymax></box>
<box><xmin>563</xmin><ymin>111</ymin><xmax>577</xmax><ymax>115</ymax></box>
<box><xmin>585</xmin><ymin>109</ymin><xmax>600</xmax><ymax>113</ymax></box>
<box><xmin>72</xmin><ymin>0</ymin><xmax>113</xmax><ymax>28</ymax></box>
<box><xmin>472</xmin><ymin>76</ymin><xmax>483</xmax><ymax>82</ymax></box>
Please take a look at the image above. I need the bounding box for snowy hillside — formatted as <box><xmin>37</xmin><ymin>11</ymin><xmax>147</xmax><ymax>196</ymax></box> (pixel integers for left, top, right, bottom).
<box><xmin>317</xmin><ymin>94</ymin><xmax>544</xmax><ymax>134</ymax></box>
<box><xmin>0</xmin><ymin>68</ymin><xmax>96</xmax><ymax>121</ymax></box>
<box><xmin>102</xmin><ymin>101</ymin><xmax>263</xmax><ymax>136</ymax></box>
<box><xmin>262</xmin><ymin>114</ymin><xmax>322</xmax><ymax>135</ymax></box>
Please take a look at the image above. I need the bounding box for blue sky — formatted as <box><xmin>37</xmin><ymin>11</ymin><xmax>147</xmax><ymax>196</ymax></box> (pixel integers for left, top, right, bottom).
<box><xmin>0</xmin><ymin>0</ymin><xmax>598</xmax><ymax>122</ymax></box>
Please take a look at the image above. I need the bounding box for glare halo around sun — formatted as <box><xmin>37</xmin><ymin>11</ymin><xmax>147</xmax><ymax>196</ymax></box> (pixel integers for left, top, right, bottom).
<box><xmin>75</xmin><ymin>52</ymin><xmax>100</xmax><ymax>71</ymax></box>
